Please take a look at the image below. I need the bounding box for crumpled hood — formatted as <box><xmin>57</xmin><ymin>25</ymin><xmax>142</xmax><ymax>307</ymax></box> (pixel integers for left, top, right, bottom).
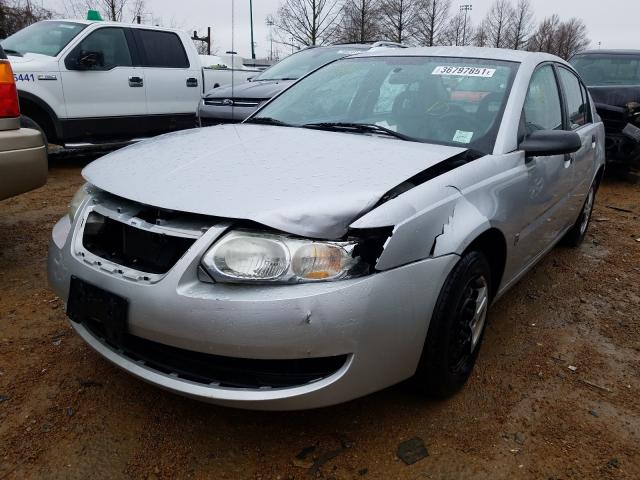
<box><xmin>204</xmin><ymin>79</ymin><xmax>294</xmax><ymax>100</ymax></box>
<box><xmin>83</xmin><ymin>124</ymin><xmax>466</xmax><ymax>239</ymax></box>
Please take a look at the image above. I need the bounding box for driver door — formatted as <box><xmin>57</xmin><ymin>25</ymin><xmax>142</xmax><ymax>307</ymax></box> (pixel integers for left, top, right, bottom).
<box><xmin>515</xmin><ymin>64</ymin><xmax>574</xmax><ymax>265</ymax></box>
<box><xmin>59</xmin><ymin>26</ymin><xmax>147</xmax><ymax>141</ymax></box>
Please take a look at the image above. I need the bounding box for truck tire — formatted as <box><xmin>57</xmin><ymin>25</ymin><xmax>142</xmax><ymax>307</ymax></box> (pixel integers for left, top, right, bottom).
<box><xmin>20</xmin><ymin>115</ymin><xmax>48</xmax><ymax>151</ymax></box>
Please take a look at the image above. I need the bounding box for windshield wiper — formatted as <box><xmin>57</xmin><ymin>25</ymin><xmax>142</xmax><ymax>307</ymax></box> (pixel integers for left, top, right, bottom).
<box><xmin>244</xmin><ymin>117</ymin><xmax>292</xmax><ymax>126</ymax></box>
<box><xmin>302</xmin><ymin>122</ymin><xmax>416</xmax><ymax>141</ymax></box>
<box><xmin>2</xmin><ymin>48</ymin><xmax>22</xmax><ymax>57</ymax></box>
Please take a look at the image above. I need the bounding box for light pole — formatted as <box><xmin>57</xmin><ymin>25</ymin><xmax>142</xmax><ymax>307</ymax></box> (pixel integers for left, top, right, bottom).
<box><xmin>249</xmin><ymin>0</ymin><xmax>256</xmax><ymax>59</ymax></box>
<box><xmin>460</xmin><ymin>4</ymin><xmax>472</xmax><ymax>46</ymax></box>
<box><xmin>266</xmin><ymin>18</ymin><xmax>275</xmax><ymax>61</ymax></box>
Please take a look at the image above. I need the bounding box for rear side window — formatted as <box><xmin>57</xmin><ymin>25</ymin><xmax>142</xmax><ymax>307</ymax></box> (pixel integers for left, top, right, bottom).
<box><xmin>558</xmin><ymin>67</ymin><xmax>590</xmax><ymax>130</ymax></box>
<box><xmin>523</xmin><ymin>65</ymin><xmax>563</xmax><ymax>132</ymax></box>
<box><xmin>65</xmin><ymin>27</ymin><xmax>132</xmax><ymax>71</ymax></box>
<box><xmin>137</xmin><ymin>30</ymin><xmax>189</xmax><ymax>68</ymax></box>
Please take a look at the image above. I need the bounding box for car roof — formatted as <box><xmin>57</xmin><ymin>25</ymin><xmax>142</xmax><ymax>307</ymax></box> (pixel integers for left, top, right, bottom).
<box><xmin>576</xmin><ymin>49</ymin><xmax>640</xmax><ymax>56</ymax></box>
<box><xmin>352</xmin><ymin>45</ymin><xmax>570</xmax><ymax>68</ymax></box>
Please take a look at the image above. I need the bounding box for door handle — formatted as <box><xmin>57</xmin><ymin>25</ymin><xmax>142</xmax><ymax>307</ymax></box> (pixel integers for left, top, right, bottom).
<box><xmin>186</xmin><ymin>77</ymin><xmax>198</xmax><ymax>87</ymax></box>
<box><xmin>128</xmin><ymin>76</ymin><xmax>143</xmax><ymax>87</ymax></box>
<box><xmin>591</xmin><ymin>134</ymin><xmax>597</xmax><ymax>149</ymax></box>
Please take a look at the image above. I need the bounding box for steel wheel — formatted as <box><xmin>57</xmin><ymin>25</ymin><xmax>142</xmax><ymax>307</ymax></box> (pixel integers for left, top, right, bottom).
<box><xmin>449</xmin><ymin>274</ymin><xmax>489</xmax><ymax>375</ymax></box>
<box><xmin>579</xmin><ymin>187</ymin><xmax>595</xmax><ymax>236</ymax></box>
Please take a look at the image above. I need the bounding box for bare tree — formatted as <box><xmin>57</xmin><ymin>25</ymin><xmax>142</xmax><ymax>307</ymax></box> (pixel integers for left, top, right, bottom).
<box><xmin>484</xmin><ymin>0</ymin><xmax>513</xmax><ymax>48</ymax></box>
<box><xmin>335</xmin><ymin>0</ymin><xmax>381</xmax><ymax>43</ymax></box>
<box><xmin>527</xmin><ymin>15</ymin><xmax>589</xmax><ymax>59</ymax></box>
<box><xmin>509</xmin><ymin>0</ymin><xmax>533</xmax><ymax>50</ymax></box>
<box><xmin>442</xmin><ymin>11</ymin><xmax>471</xmax><ymax>46</ymax></box>
<box><xmin>0</xmin><ymin>0</ymin><xmax>53</xmax><ymax>38</ymax></box>
<box><xmin>378</xmin><ymin>0</ymin><xmax>419</xmax><ymax>43</ymax></box>
<box><xmin>527</xmin><ymin>14</ymin><xmax>560</xmax><ymax>53</ymax></box>
<box><xmin>274</xmin><ymin>0</ymin><xmax>343</xmax><ymax>47</ymax></box>
<box><xmin>413</xmin><ymin>0</ymin><xmax>450</xmax><ymax>46</ymax></box>
<box><xmin>472</xmin><ymin>18</ymin><xmax>490</xmax><ymax>47</ymax></box>
<box><xmin>555</xmin><ymin>18</ymin><xmax>589</xmax><ymax>59</ymax></box>
<box><xmin>62</xmin><ymin>0</ymin><xmax>145</xmax><ymax>23</ymax></box>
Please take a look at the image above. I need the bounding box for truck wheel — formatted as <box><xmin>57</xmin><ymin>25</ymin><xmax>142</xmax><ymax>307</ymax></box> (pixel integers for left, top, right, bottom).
<box><xmin>562</xmin><ymin>183</ymin><xmax>596</xmax><ymax>247</ymax></box>
<box><xmin>414</xmin><ymin>251</ymin><xmax>492</xmax><ymax>399</ymax></box>
<box><xmin>20</xmin><ymin>115</ymin><xmax>48</xmax><ymax>151</ymax></box>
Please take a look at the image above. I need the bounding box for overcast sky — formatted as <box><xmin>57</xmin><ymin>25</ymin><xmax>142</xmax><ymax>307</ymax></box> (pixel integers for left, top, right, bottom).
<box><xmin>46</xmin><ymin>0</ymin><xmax>632</xmax><ymax>58</ymax></box>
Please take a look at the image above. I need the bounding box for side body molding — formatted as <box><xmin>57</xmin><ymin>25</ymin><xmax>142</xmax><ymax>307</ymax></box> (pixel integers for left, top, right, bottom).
<box><xmin>351</xmin><ymin>181</ymin><xmax>491</xmax><ymax>271</ymax></box>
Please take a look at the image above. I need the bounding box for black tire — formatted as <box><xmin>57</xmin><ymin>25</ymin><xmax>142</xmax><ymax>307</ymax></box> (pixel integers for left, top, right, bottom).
<box><xmin>20</xmin><ymin>114</ymin><xmax>48</xmax><ymax>150</ymax></box>
<box><xmin>414</xmin><ymin>251</ymin><xmax>492</xmax><ymax>399</ymax></box>
<box><xmin>562</xmin><ymin>183</ymin><xmax>596</xmax><ymax>247</ymax></box>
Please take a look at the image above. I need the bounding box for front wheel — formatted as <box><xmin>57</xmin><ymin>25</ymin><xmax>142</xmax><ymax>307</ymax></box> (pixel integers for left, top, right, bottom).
<box><xmin>562</xmin><ymin>183</ymin><xmax>596</xmax><ymax>247</ymax></box>
<box><xmin>414</xmin><ymin>251</ymin><xmax>492</xmax><ymax>399</ymax></box>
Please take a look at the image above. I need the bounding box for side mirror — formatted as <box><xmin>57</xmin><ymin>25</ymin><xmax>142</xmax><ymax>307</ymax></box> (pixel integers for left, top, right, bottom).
<box><xmin>519</xmin><ymin>130</ymin><xmax>582</xmax><ymax>156</ymax></box>
<box><xmin>247</xmin><ymin>76</ymin><xmax>253</xmax><ymax>82</ymax></box>
<box><xmin>77</xmin><ymin>51</ymin><xmax>103</xmax><ymax>70</ymax></box>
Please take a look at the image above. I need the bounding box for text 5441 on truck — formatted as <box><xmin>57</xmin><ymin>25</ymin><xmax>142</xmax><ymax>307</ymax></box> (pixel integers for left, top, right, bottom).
<box><xmin>1</xmin><ymin>20</ymin><xmax>254</xmax><ymax>148</ymax></box>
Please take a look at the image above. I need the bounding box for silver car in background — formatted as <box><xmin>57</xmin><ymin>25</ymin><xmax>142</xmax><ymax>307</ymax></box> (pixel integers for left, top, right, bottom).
<box><xmin>48</xmin><ymin>47</ymin><xmax>605</xmax><ymax>410</ymax></box>
<box><xmin>197</xmin><ymin>42</ymin><xmax>406</xmax><ymax>126</ymax></box>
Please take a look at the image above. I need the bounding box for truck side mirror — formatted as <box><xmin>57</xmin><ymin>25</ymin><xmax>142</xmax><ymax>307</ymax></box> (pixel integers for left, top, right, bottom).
<box><xmin>77</xmin><ymin>51</ymin><xmax>103</xmax><ymax>70</ymax></box>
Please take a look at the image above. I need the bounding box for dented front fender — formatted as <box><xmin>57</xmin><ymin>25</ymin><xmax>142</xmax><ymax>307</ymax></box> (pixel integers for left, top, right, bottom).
<box><xmin>351</xmin><ymin>183</ymin><xmax>491</xmax><ymax>271</ymax></box>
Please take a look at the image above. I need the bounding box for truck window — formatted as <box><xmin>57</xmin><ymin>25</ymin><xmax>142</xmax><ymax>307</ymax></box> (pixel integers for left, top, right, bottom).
<box><xmin>1</xmin><ymin>21</ymin><xmax>86</xmax><ymax>57</ymax></box>
<box><xmin>65</xmin><ymin>28</ymin><xmax>132</xmax><ymax>71</ymax></box>
<box><xmin>137</xmin><ymin>30</ymin><xmax>189</xmax><ymax>68</ymax></box>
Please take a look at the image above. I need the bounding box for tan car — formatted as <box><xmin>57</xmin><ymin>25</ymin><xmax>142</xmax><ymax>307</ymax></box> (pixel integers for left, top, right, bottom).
<box><xmin>0</xmin><ymin>46</ymin><xmax>47</xmax><ymax>201</ymax></box>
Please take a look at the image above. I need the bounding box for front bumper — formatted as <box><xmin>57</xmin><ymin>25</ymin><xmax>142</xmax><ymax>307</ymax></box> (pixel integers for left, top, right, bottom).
<box><xmin>48</xmin><ymin>212</ymin><xmax>457</xmax><ymax>410</ymax></box>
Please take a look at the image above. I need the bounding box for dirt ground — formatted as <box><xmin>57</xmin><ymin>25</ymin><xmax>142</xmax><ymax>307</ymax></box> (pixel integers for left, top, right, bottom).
<box><xmin>0</xmin><ymin>158</ymin><xmax>639</xmax><ymax>480</ymax></box>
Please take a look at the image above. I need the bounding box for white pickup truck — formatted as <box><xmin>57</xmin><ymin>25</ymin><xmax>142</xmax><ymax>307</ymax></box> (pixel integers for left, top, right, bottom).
<box><xmin>1</xmin><ymin>19</ymin><xmax>258</xmax><ymax>148</ymax></box>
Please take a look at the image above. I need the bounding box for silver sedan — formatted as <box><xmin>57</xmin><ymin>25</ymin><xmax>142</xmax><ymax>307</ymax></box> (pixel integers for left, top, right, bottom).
<box><xmin>48</xmin><ymin>47</ymin><xmax>605</xmax><ymax>410</ymax></box>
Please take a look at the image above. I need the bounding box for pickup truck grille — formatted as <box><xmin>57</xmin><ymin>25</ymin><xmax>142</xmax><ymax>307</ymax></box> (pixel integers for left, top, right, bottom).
<box><xmin>203</xmin><ymin>98</ymin><xmax>264</xmax><ymax>108</ymax></box>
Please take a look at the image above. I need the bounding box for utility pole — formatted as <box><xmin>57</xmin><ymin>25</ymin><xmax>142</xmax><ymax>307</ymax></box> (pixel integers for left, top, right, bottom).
<box><xmin>249</xmin><ymin>0</ymin><xmax>256</xmax><ymax>59</ymax></box>
<box><xmin>192</xmin><ymin>27</ymin><xmax>212</xmax><ymax>55</ymax></box>
<box><xmin>460</xmin><ymin>4</ymin><xmax>472</xmax><ymax>46</ymax></box>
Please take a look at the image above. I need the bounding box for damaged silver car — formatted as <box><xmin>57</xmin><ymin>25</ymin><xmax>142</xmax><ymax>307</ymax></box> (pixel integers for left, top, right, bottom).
<box><xmin>48</xmin><ymin>47</ymin><xmax>605</xmax><ymax>410</ymax></box>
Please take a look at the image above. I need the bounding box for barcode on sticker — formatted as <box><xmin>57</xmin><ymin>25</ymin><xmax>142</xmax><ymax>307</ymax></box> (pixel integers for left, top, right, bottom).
<box><xmin>432</xmin><ymin>66</ymin><xmax>496</xmax><ymax>78</ymax></box>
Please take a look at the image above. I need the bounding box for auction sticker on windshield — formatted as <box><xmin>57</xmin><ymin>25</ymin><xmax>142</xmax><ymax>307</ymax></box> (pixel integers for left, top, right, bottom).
<box><xmin>432</xmin><ymin>66</ymin><xmax>496</xmax><ymax>77</ymax></box>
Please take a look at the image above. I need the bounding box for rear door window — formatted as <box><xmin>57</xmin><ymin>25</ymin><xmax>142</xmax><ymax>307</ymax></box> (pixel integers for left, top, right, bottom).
<box><xmin>137</xmin><ymin>30</ymin><xmax>189</xmax><ymax>68</ymax></box>
<box><xmin>557</xmin><ymin>67</ymin><xmax>590</xmax><ymax>130</ymax></box>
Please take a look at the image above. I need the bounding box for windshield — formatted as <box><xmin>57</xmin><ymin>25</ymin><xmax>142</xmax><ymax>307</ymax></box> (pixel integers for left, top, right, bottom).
<box><xmin>1</xmin><ymin>21</ymin><xmax>86</xmax><ymax>57</ymax></box>
<box><xmin>571</xmin><ymin>54</ymin><xmax>640</xmax><ymax>86</ymax></box>
<box><xmin>252</xmin><ymin>56</ymin><xmax>518</xmax><ymax>153</ymax></box>
<box><xmin>255</xmin><ymin>46</ymin><xmax>367</xmax><ymax>81</ymax></box>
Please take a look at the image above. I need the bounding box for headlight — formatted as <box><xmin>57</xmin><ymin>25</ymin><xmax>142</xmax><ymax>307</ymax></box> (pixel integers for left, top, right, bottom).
<box><xmin>68</xmin><ymin>183</ymin><xmax>92</xmax><ymax>222</ymax></box>
<box><xmin>201</xmin><ymin>231</ymin><xmax>367</xmax><ymax>284</ymax></box>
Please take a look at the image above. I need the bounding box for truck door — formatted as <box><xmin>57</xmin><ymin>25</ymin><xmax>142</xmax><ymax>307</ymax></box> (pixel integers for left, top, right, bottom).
<box><xmin>134</xmin><ymin>29</ymin><xmax>201</xmax><ymax>135</ymax></box>
<box><xmin>60</xmin><ymin>26</ymin><xmax>147</xmax><ymax>142</ymax></box>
